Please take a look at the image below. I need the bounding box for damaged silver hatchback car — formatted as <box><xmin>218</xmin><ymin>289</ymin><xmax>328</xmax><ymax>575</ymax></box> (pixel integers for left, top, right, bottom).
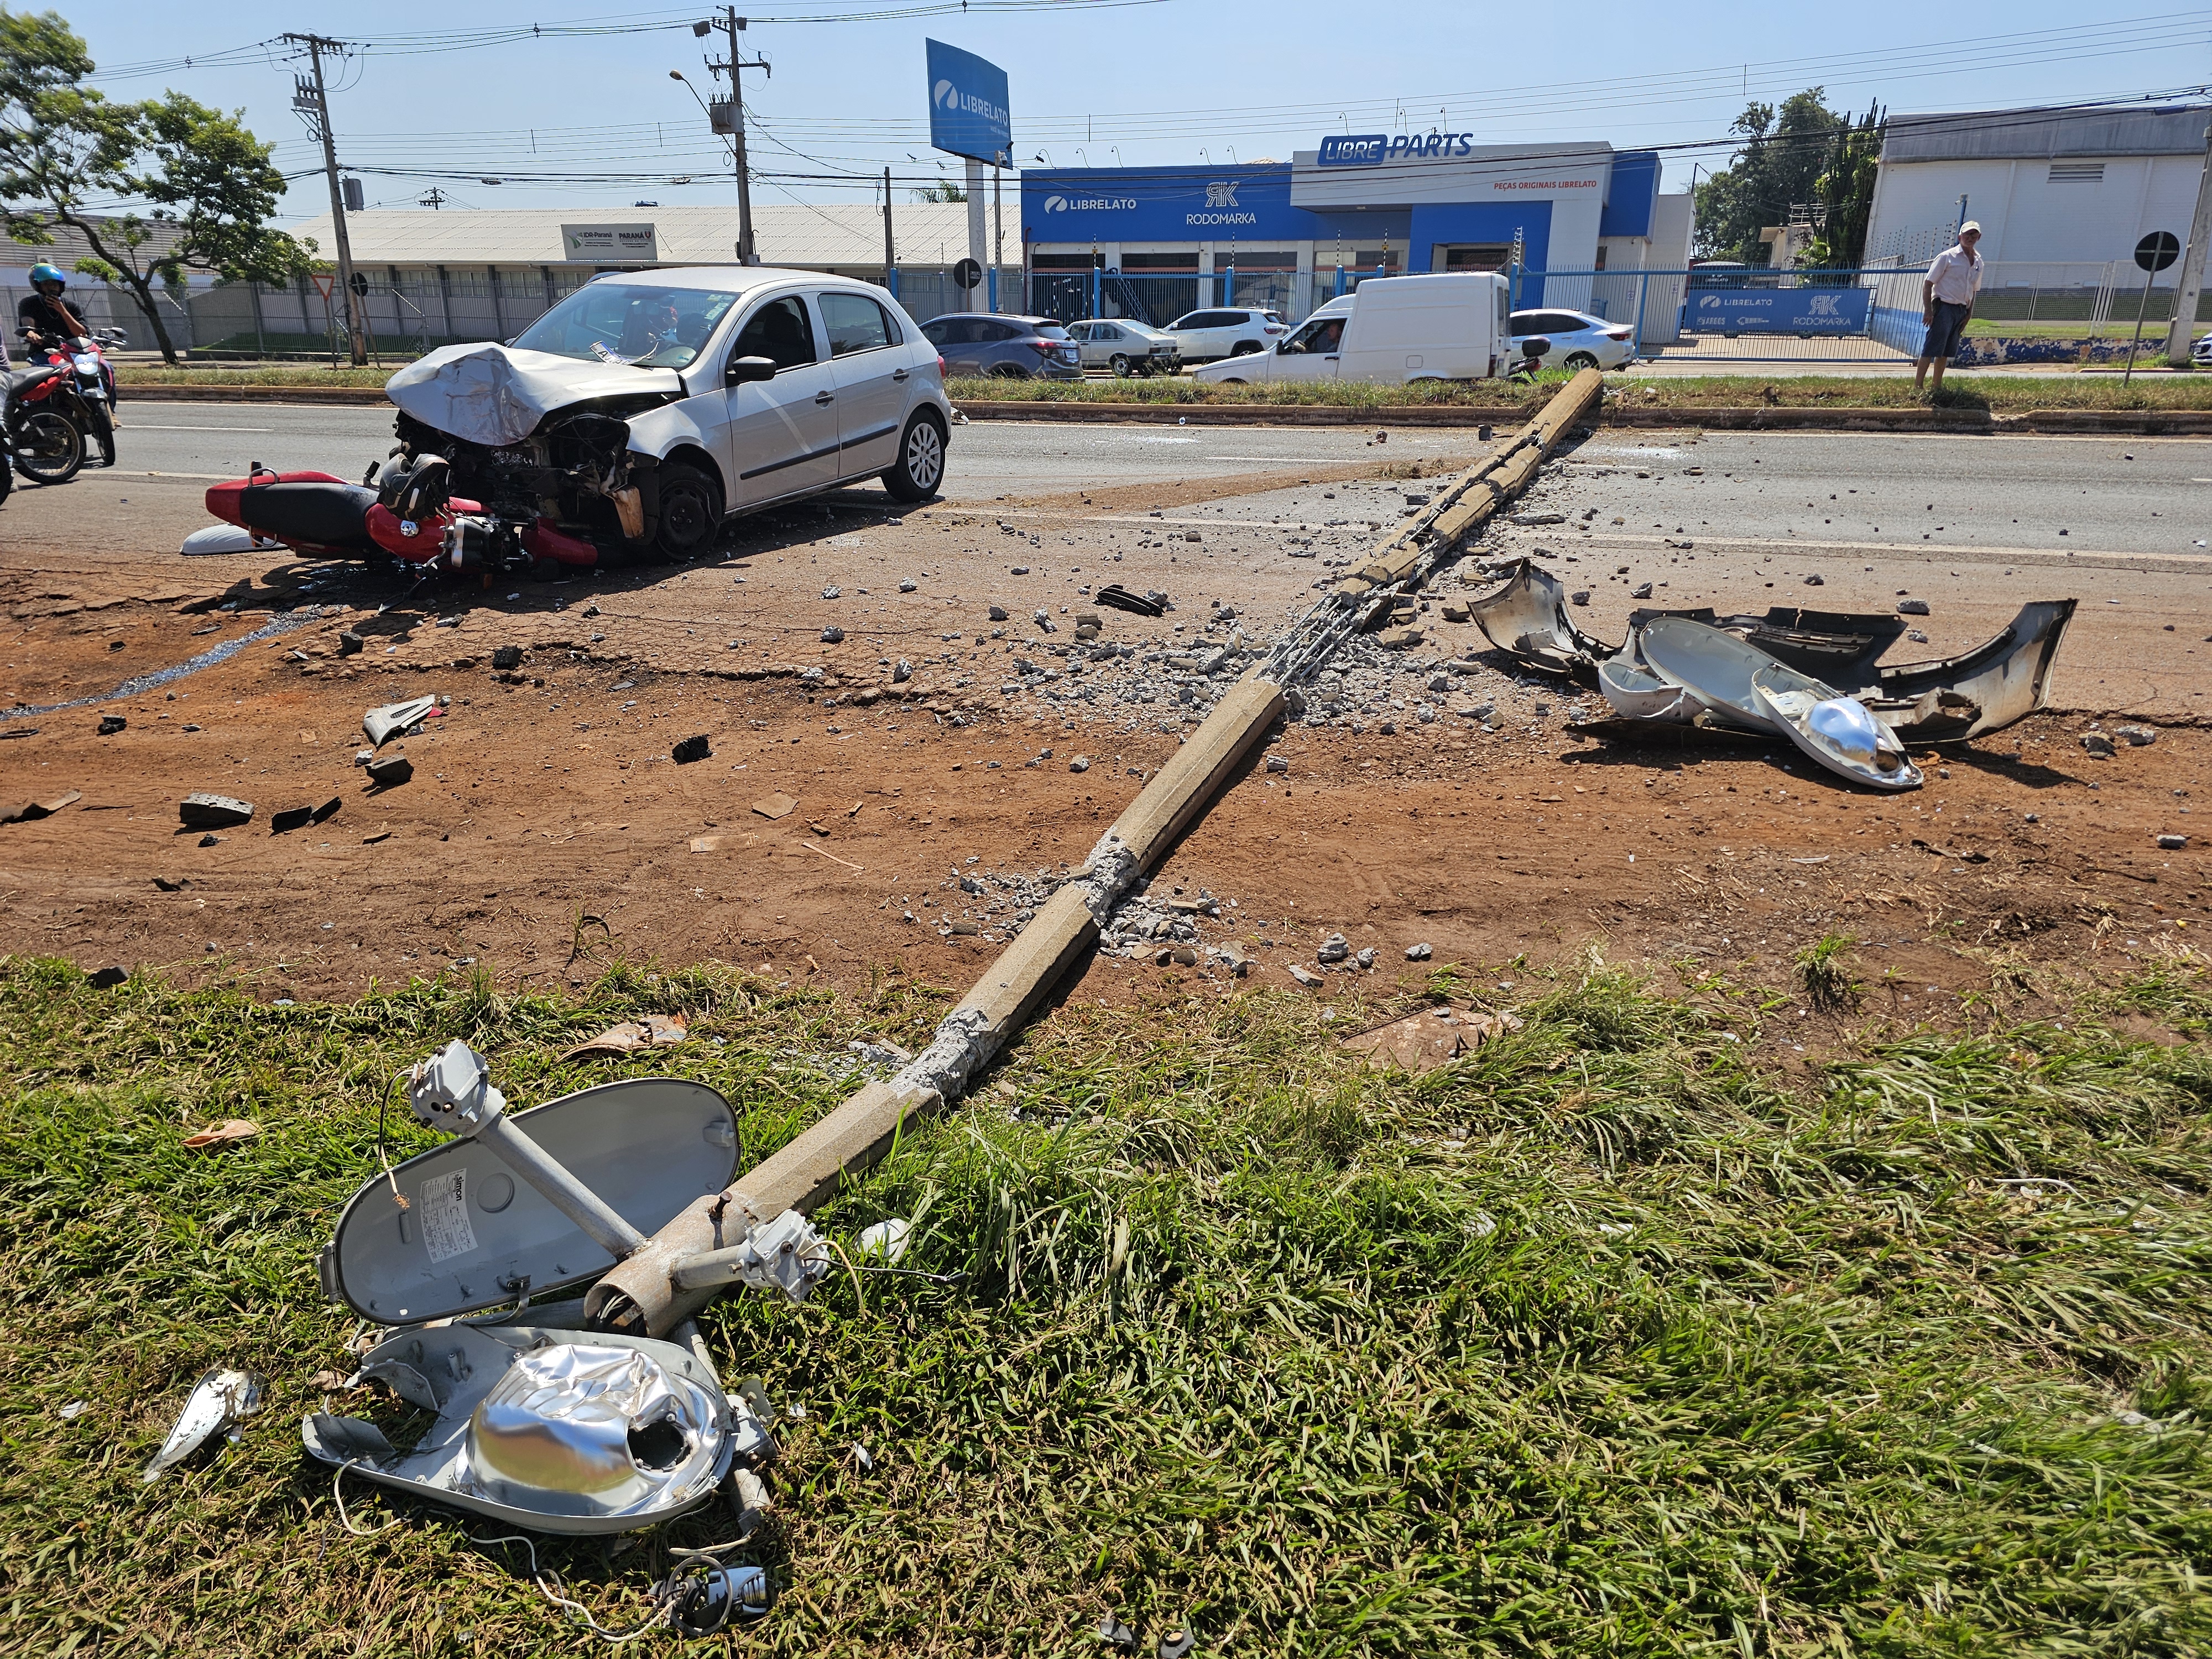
<box><xmin>383</xmin><ymin>268</ymin><xmax>953</xmax><ymax>562</ymax></box>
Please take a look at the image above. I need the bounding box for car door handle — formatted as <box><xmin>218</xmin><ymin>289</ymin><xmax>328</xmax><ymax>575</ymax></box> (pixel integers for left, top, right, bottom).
<box><xmin>815</xmin><ymin>390</ymin><xmax>836</xmax><ymax>404</ymax></box>
<box><xmin>891</xmin><ymin>367</ymin><xmax>910</xmax><ymax>382</ymax></box>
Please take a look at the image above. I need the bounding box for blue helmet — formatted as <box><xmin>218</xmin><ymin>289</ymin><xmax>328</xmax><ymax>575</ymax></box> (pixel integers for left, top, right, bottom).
<box><xmin>27</xmin><ymin>262</ymin><xmax>65</xmax><ymax>290</ymax></box>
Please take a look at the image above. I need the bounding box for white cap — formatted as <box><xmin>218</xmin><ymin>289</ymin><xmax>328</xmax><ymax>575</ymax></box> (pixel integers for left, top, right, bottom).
<box><xmin>1959</xmin><ymin>220</ymin><xmax>1983</xmax><ymax>236</ymax></box>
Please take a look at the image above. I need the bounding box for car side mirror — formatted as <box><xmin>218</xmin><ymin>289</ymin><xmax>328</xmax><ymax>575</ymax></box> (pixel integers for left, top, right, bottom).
<box><xmin>726</xmin><ymin>354</ymin><xmax>778</xmax><ymax>385</ymax></box>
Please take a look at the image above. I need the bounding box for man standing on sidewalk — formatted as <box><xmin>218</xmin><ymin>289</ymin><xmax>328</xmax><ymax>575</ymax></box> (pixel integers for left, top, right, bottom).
<box><xmin>1914</xmin><ymin>222</ymin><xmax>1984</xmax><ymax>395</ymax></box>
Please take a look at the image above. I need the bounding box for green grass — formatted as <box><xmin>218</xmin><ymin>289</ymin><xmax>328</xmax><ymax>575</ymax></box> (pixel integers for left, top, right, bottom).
<box><xmin>118</xmin><ymin>364</ymin><xmax>397</xmax><ymax>388</ymax></box>
<box><xmin>4</xmin><ymin>951</ymin><xmax>2211</xmax><ymax>1655</ymax></box>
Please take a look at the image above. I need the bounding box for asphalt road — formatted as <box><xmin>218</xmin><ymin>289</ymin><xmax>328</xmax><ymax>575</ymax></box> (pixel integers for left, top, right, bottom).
<box><xmin>105</xmin><ymin>402</ymin><xmax>1479</xmax><ymax>501</ymax></box>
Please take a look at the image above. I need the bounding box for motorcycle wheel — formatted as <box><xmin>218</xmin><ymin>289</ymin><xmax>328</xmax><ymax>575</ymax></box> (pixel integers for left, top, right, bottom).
<box><xmin>85</xmin><ymin>404</ymin><xmax>116</xmax><ymax>467</ymax></box>
<box><xmin>12</xmin><ymin>411</ymin><xmax>83</xmax><ymax>485</ymax></box>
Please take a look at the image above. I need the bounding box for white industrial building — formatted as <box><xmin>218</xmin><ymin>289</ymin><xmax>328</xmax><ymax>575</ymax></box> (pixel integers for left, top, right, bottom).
<box><xmin>1865</xmin><ymin>102</ymin><xmax>2210</xmax><ymax>274</ymax></box>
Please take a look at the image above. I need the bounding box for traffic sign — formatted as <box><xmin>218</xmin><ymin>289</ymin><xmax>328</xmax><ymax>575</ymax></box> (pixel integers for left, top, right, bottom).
<box><xmin>2137</xmin><ymin>231</ymin><xmax>2181</xmax><ymax>273</ymax></box>
<box><xmin>310</xmin><ymin>273</ymin><xmax>335</xmax><ymax>301</ymax></box>
<box><xmin>953</xmin><ymin>257</ymin><xmax>983</xmax><ymax>291</ymax></box>
<box><xmin>348</xmin><ymin>271</ymin><xmax>371</xmax><ymax>298</ymax></box>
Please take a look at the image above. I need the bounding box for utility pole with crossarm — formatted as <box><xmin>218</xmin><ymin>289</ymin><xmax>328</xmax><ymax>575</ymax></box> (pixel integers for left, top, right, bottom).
<box><xmin>283</xmin><ymin>33</ymin><xmax>367</xmax><ymax>367</ymax></box>
<box><xmin>698</xmin><ymin>11</ymin><xmax>769</xmax><ymax>265</ymax></box>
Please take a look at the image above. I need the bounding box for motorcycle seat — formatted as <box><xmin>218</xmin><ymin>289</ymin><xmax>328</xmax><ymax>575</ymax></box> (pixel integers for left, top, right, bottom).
<box><xmin>3</xmin><ymin>366</ymin><xmax>56</xmax><ymax>396</ymax></box>
<box><xmin>238</xmin><ymin>481</ymin><xmax>380</xmax><ymax>552</ymax></box>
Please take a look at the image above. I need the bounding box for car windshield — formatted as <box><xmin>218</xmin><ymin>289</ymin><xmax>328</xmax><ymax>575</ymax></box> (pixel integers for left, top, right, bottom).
<box><xmin>1026</xmin><ymin>321</ymin><xmax>1073</xmax><ymax>341</ymax></box>
<box><xmin>512</xmin><ymin>283</ymin><xmax>740</xmax><ymax>368</ymax></box>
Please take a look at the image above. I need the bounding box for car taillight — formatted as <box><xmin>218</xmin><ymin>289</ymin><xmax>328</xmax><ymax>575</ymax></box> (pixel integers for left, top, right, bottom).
<box><xmin>1604</xmin><ymin>329</ymin><xmax>1631</xmax><ymax>341</ymax></box>
<box><xmin>937</xmin><ymin>355</ymin><xmax>947</xmax><ymax>375</ymax></box>
<box><xmin>1265</xmin><ymin>325</ymin><xmax>1287</xmax><ymax>333</ymax></box>
<box><xmin>1025</xmin><ymin>338</ymin><xmax>1060</xmax><ymax>356</ymax></box>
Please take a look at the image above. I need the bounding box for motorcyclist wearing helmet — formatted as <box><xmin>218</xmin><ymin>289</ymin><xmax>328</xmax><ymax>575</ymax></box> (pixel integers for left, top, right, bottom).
<box><xmin>18</xmin><ymin>264</ymin><xmax>87</xmax><ymax>354</ymax></box>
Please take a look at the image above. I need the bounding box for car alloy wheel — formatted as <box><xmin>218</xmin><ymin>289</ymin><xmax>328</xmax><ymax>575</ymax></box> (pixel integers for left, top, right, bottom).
<box><xmin>882</xmin><ymin>411</ymin><xmax>946</xmax><ymax>503</ymax></box>
<box><xmin>1109</xmin><ymin>353</ymin><xmax>1132</xmax><ymax>377</ymax></box>
<box><xmin>1564</xmin><ymin>352</ymin><xmax>1599</xmax><ymax>371</ymax></box>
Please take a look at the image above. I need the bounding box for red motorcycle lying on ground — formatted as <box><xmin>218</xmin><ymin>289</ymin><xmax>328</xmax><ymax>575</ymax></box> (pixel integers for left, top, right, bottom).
<box><xmin>204</xmin><ymin>454</ymin><xmax>600</xmax><ymax>578</ymax></box>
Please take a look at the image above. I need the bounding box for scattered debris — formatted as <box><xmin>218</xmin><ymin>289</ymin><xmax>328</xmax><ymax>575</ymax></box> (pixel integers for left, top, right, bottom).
<box><xmin>2116</xmin><ymin>725</ymin><xmax>2158</xmax><ymax>747</ymax></box>
<box><xmin>2158</xmin><ymin>833</ymin><xmax>2188</xmax><ymax>850</ymax></box>
<box><xmin>1</xmin><ymin>789</ymin><xmax>80</xmax><ymax>825</ymax></box>
<box><xmin>180</xmin><ymin>792</ymin><xmax>254</xmax><ymax>829</ymax></box>
<box><xmin>671</xmin><ymin>734</ymin><xmax>712</xmax><ymax>764</ymax></box>
<box><xmin>1069</xmin><ymin>755</ymin><xmax>1091</xmax><ymax>772</ymax></box>
<box><xmin>1405</xmin><ymin>942</ymin><xmax>1432</xmax><ymax>961</ymax></box>
<box><xmin>1896</xmin><ymin>598</ymin><xmax>1930</xmax><ymax>615</ymax></box>
<box><xmin>365</xmin><ymin>754</ymin><xmax>414</xmax><ymax>787</ymax></box>
<box><xmin>58</xmin><ymin>1400</ymin><xmax>91</xmax><ymax>1420</ymax></box>
<box><xmin>1159</xmin><ymin>1632</ymin><xmax>1196</xmax><ymax>1659</ymax></box>
<box><xmin>183</xmin><ymin>1118</ymin><xmax>262</xmax><ymax>1150</ymax></box>
<box><xmin>1317</xmin><ymin>932</ymin><xmax>1350</xmax><ymax>964</ymax></box>
<box><xmin>2082</xmin><ymin>732</ymin><xmax>2116</xmax><ymax>758</ymax></box>
<box><xmin>564</xmin><ymin>1014</ymin><xmax>690</xmax><ymax>1060</ymax></box>
<box><xmin>143</xmin><ymin>1368</ymin><xmax>262</xmax><ymax>1484</ymax></box>
<box><xmin>88</xmin><ymin>965</ymin><xmax>128</xmax><ymax>988</ymax></box>
<box><xmin>1099</xmin><ymin>1616</ymin><xmax>1140</xmax><ymax>1651</ymax></box>
<box><xmin>752</xmin><ymin>792</ymin><xmax>799</xmax><ymax>820</ymax></box>
<box><xmin>857</xmin><ymin>1217</ymin><xmax>912</xmax><ymax>1264</ymax></box>
<box><xmin>272</xmin><ymin>797</ymin><xmax>342</xmax><ymax>834</ymax></box>
<box><xmin>363</xmin><ymin>695</ymin><xmax>439</xmax><ymax>747</ymax></box>
<box><xmin>97</xmin><ymin>714</ymin><xmax>126</xmax><ymax>735</ymax></box>
<box><xmin>491</xmin><ymin>645</ymin><xmax>523</xmax><ymax>670</ymax></box>
<box><xmin>821</xmin><ymin>625</ymin><xmax>845</xmax><ymax>644</ymax></box>
<box><xmin>1342</xmin><ymin>1006</ymin><xmax>1522</xmax><ymax>1073</ymax></box>
<box><xmin>1265</xmin><ymin>755</ymin><xmax>1290</xmax><ymax>774</ymax></box>
<box><xmin>1095</xmin><ymin>584</ymin><xmax>1166</xmax><ymax>617</ymax></box>
<box><xmin>1288</xmin><ymin>964</ymin><xmax>1324</xmax><ymax>988</ymax></box>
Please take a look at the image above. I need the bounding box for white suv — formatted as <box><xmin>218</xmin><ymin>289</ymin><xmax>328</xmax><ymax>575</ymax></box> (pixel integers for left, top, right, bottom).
<box><xmin>393</xmin><ymin>268</ymin><xmax>953</xmax><ymax>559</ymax></box>
<box><xmin>1162</xmin><ymin>306</ymin><xmax>1287</xmax><ymax>364</ymax></box>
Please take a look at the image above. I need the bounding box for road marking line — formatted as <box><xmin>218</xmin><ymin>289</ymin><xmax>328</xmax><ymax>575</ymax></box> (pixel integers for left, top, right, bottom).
<box><xmin>124</xmin><ymin>424</ymin><xmax>275</xmax><ymax>432</ymax></box>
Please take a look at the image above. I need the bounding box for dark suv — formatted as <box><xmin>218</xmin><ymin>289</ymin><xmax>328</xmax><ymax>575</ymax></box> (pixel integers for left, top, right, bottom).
<box><xmin>919</xmin><ymin>313</ymin><xmax>1083</xmax><ymax>379</ymax></box>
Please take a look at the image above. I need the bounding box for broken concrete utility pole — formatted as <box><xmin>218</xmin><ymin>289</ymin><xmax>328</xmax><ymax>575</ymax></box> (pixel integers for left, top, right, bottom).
<box><xmin>585</xmin><ymin>369</ymin><xmax>1605</xmax><ymax>1338</ymax></box>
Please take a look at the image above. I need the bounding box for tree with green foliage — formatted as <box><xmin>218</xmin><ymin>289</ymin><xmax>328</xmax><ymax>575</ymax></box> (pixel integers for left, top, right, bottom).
<box><xmin>909</xmin><ymin>179</ymin><xmax>967</xmax><ymax>204</ymax></box>
<box><xmin>0</xmin><ymin>8</ymin><xmax>310</xmax><ymax>364</ymax></box>
<box><xmin>1694</xmin><ymin>89</ymin><xmax>1885</xmax><ymax>268</ymax></box>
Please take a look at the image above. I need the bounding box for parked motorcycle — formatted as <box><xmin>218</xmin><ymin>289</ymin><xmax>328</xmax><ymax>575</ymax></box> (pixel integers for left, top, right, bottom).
<box><xmin>3</xmin><ymin>351</ymin><xmax>86</xmax><ymax>485</ymax></box>
<box><xmin>1506</xmin><ymin>336</ymin><xmax>1552</xmax><ymax>384</ymax></box>
<box><xmin>19</xmin><ymin>329</ymin><xmax>118</xmax><ymax>466</ymax></box>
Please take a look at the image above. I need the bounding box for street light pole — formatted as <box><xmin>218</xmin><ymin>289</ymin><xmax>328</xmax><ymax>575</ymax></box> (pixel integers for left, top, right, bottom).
<box><xmin>704</xmin><ymin>11</ymin><xmax>768</xmax><ymax>265</ymax></box>
<box><xmin>284</xmin><ymin>33</ymin><xmax>366</xmax><ymax>367</ymax></box>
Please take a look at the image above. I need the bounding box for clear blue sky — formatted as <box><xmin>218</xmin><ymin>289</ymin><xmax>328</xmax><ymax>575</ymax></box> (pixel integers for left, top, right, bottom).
<box><xmin>45</xmin><ymin>0</ymin><xmax>2212</xmax><ymax>222</ymax></box>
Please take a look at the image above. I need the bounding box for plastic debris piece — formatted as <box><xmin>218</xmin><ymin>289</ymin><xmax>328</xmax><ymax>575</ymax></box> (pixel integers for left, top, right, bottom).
<box><xmin>563</xmin><ymin>1014</ymin><xmax>688</xmax><ymax>1060</ymax></box>
<box><xmin>143</xmin><ymin>1368</ymin><xmax>262</xmax><ymax>1483</ymax></box>
<box><xmin>363</xmin><ymin>695</ymin><xmax>438</xmax><ymax>747</ymax></box>
<box><xmin>183</xmin><ymin>1118</ymin><xmax>261</xmax><ymax>1150</ymax></box>
<box><xmin>365</xmin><ymin>754</ymin><xmax>413</xmax><ymax>787</ymax></box>
<box><xmin>856</xmin><ymin>1217</ymin><xmax>912</xmax><ymax>1265</ymax></box>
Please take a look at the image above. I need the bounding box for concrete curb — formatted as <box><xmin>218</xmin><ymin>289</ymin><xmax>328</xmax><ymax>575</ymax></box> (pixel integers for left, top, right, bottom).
<box><xmin>115</xmin><ymin>382</ymin><xmax>2212</xmax><ymax>435</ymax></box>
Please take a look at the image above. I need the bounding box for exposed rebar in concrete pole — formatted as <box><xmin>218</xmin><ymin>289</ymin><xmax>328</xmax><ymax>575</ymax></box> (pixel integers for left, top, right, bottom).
<box><xmin>2164</xmin><ymin>119</ymin><xmax>2212</xmax><ymax>367</ymax></box>
<box><xmin>585</xmin><ymin>369</ymin><xmax>1607</xmax><ymax>1338</ymax></box>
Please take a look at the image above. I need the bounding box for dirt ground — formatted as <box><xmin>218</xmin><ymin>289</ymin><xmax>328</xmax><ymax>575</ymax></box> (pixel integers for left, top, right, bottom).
<box><xmin>2</xmin><ymin>430</ymin><xmax>2203</xmax><ymax>1024</ymax></box>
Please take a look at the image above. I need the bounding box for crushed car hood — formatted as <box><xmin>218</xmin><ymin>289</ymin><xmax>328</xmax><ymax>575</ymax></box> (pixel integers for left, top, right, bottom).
<box><xmin>385</xmin><ymin>343</ymin><xmax>684</xmax><ymax>447</ymax></box>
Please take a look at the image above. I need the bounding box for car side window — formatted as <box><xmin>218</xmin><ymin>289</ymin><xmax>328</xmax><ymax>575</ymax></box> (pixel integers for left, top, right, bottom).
<box><xmin>729</xmin><ymin>295</ymin><xmax>817</xmax><ymax>371</ymax></box>
<box><xmin>1066</xmin><ymin>324</ymin><xmax>1089</xmax><ymax>341</ymax></box>
<box><xmin>820</xmin><ymin>291</ymin><xmax>894</xmax><ymax>357</ymax></box>
<box><xmin>1510</xmin><ymin>312</ymin><xmax>1538</xmax><ymax>333</ymax></box>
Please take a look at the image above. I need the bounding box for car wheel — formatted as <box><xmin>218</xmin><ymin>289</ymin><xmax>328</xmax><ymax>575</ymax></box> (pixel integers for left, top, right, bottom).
<box><xmin>651</xmin><ymin>461</ymin><xmax>722</xmax><ymax>560</ymax></box>
<box><xmin>1109</xmin><ymin>353</ymin><xmax>1132</xmax><ymax>378</ymax></box>
<box><xmin>1229</xmin><ymin>340</ymin><xmax>1261</xmax><ymax>356</ymax></box>
<box><xmin>881</xmin><ymin>409</ymin><xmax>947</xmax><ymax>503</ymax></box>
<box><xmin>1563</xmin><ymin>351</ymin><xmax>1599</xmax><ymax>371</ymax></box>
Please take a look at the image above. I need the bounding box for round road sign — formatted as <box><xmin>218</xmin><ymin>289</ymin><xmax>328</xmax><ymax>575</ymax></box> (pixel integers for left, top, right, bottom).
<box><xmin>348</xmin><ymin>270</ymin><xmax>371</xmax><ymax>298</ymax></box>
<box><xmin>953</xmin><ymin>257</ymin><xmax>983</xmax><ymax>290</ymax></box>
<box><xmin>2137</xmin><ymin>231</ymin><xmax>2181</xmax><ymax>273</ymax></box>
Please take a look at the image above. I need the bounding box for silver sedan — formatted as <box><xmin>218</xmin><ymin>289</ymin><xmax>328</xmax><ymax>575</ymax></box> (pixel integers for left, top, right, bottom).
<box><xmin>1066</xmin><ymin>317</ymin><xmax>1180</xmax><ymax>376</ymax></box>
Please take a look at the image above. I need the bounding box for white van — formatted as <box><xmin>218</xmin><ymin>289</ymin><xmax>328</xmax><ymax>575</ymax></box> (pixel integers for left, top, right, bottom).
<box><xmin>1190</xmin><ymin>273</ymin><xmax>1510</xmax><ymax>386</ymax></box>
